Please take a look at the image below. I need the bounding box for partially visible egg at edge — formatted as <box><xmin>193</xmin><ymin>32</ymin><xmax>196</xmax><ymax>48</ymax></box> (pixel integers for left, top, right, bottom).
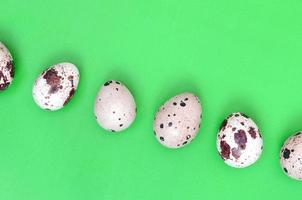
<box><xmin>280</xmin><ymin>132</ymin><xmax>302</xmax><ymax>181</ymax></box>
<box><xmin>0</xmin><ymin>42</ymin><xmax>14</xmax><ymax>91</ymax></box>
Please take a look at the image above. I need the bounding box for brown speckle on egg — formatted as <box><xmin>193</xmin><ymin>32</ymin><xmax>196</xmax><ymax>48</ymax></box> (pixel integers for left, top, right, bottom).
<box><xmin>220</xmin><ymin>141</ymin><xmax>231</xmax><ymax>160</ymax></box>
<box><xmin>231</xmin><ymin>148</ymin><xmax>241</xmax><ymax>159</ymax></box>
<box><xmin>248</xmin><ymin>127</ymin><xmax>257</xmax><ymax>139</ymax></box>
<box><xmin>234</xmin><ymin>130</ymin><xmax>247</xmax><ymax>149</ymax></box>
<box><xmin>63</xmin><ymin>88</ymin><xmax>75</xmax><ymax>106</ymax></box>
<box><xmin>43</xmin><ymin>68</ymin><xmax>62</xmax><ymax>94</ymax></box>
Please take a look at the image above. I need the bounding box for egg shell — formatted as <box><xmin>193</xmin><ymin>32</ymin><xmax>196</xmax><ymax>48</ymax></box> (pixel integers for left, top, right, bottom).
<box><xmin>32</xmin><ymin>62</ymin><xmax>80</xmax><ymax>111</ymax></box>
<box><xmin>280</xmin><ymin>132</ymin><xmax>302</xmax><ymax>181</ymax></box>
<box><xmin>153</xmin><ymin>92</ymin><xmax>202</xmax><ymax>149</ymax></box>
<box><xmin>217</xmin><ymin>112</ymin><xmax>263</xmax><ymax>168</ymax></box>
<box><xmin>0</xmin><ymin>42</ymin><xmax>14</xmax><ymax>91</ymax></box>
<box><xmin>94</xmin><ymin>80</ymin><xmax>136</xmax><ymax>132</ymax></box>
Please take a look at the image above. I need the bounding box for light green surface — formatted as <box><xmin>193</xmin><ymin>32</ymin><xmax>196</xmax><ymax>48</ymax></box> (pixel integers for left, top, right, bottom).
<box><xmin>1</xmin><ymin>0</ymin><xmax>302</xmax><ymax>199</ymax></box>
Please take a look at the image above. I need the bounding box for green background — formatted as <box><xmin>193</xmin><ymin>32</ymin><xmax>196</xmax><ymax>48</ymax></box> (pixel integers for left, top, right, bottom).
<box><xmin>1</xmin><ymin>0</ymin><xmax>302</xmax><ymax>199</ymax></box>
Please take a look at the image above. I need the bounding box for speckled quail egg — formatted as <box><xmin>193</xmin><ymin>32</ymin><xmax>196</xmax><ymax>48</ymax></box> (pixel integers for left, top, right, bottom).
<box><xmin>32</xmin><ymin>62</ymin><xmax>80</xmax><ymax>111</ymax></box>
<box><xmin>217</xmin><ymin>112</ymin><xmax>263</xmax><ymax>168</ymax></box>
<box><xmin>153</xmin><ymin>92</ymin><xmax>202</xmax><ymax>149</ymax></box>
<box><xmin>280</xmin><ymin>132</ymin><xmax>302</xmax><ymax>181</ymax></box>
<box><xmin>94</xmin><ymin>80</ymin><xmax>136</xmax><ymax>132</ymax></box>
<box><xmin>0</xmin><ymin>42</ymin><xmax>14</xmax><ymax>91</ymax></box>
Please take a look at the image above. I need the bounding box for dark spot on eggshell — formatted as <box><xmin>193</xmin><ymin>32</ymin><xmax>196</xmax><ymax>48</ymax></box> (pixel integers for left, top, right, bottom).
<box><xmin>284</xmin><ymin>168</ymin><xmax>288</xmax><ymax>173</ymax></box>
<box><xmin>248</xmin><ymin>127</ymin><xmax>257</xmax><ymax>139</ymax></box>
<box><xmin>116</xmin><ymin>88</ymin><xmax>119</xmax><ymax>91</ymax></box>
<box><xmin>234</xmin><ymin>130</ymin><xmax>247</xmax><ymax>149</ymax></box>
<box><xmin>49</xmin><ymin>85</ymin><xmax>59</xmax><ymax>94</ymax></box>
<box><xmin>283</xmin><ymin>148</ymin><xmax>291</xmax><ymax>159</ymax></box>
<box><xmin>6</xmin><ymin>60</ymin><xmax>14</xmax><ymax>80</ymax></box>
<box><xmin>226</xmin><ymin>114</ymin><xmax>233</xmax><ymax>119</ymax></box>
<box><xmin>232</xmin><ymin>127</ymin><xmax>237</xmax><ymax>131</ymax></box>
<box><xmin>184</xmin><ymin>98</ymin><xmax>188</xmax><ymax>101</ymax></box>
<box><xmin>219</xmin><ymin>119</ymin><xmax>228</xmax><ymax>132</ymax></box>
<box><xmin>160</xmin><ymin>136</ymin><xmax>164</xmax><ymax>141</ymax></box>
<box><xmin>63</xmin><ymin>88</ymin><xmax>75</xmax><ymax>106</ymax></box>
<box><xmin>183</xmin><ymin>141</ymin><xmax>187</xmax><ymax>145</ymax></box>
<box><xmin>168</xmin><ymin>122</ymin><xmax>172</xmax><ymax>127</ymax></box>
<box><xmin>231</xmin><ymin>148</ymin><xmax>241</xmax><ymax>159</ymax></box>
<box><xmin>295</xmin><ymin>132</ymin><xmax>302</xmax><ymax>136</ymax></box>
<box><xmin>0</xmin><ymin>82</ymin><xmax>9</xmax><ymax>90</ymax></box>
<box><xmin>240</xmin><ymin>113</ymin><xmax>249</xmax><ymax>118</ymax></box>
<box><xmin>291</xmin><ymin>149</ymin><xmax>294</xmax><ymax>152</ymax></box>
<box><xmin>220</xmin><ymin>141</ymin><xmax>231</xmax><ymax>159</ymax></box>
<box><xmin>241</xmin><ymin>122</ymin><xmax>245</xmax><ymax>126</ymax></box>
<box><xmin>0</xmin><ymin>73</ymin><xmax>10</xmax><ymax>90</ymax></box>
<box><xmin>115</xmin><ymin>81</ymin><xmax>120</xmax><ymax>84</ymax></box>
<box><xmin>104</xmin><ymin>80</ymin><xmax>112</xmax><ymax>86</ymax></box>
<box><xmin>0</xmin><ymin>61</ymin><xmax>14</xmax><ymax>90</ymax></box>
<box><xmin>111</xmin><ymin>129</ymin><xmax>116</xmax><ymax>132</ymax></box>
<box><xmin>119</xmin><ymin>124</ymin><xmax>123</xmax><ymax>127</ymax></box>
<box><xmin>68</xmin><ymin>75</ymin><xmax>74</xmax><ymax>87</ymax></box>
<box><xmin>180</xmin><ymin>101</ymin><xmax>186</xmax><ymax>107</ymax></box>
<box><xmin>186</xmin><ymin>135</ymin><xmax>191</xmax><ymax>140</ymax></box>
<box><xmin>160</xmin><ymin>124</ymin><xmax>164</xmax><ymax>129</ymax></box>
<box><xmin>43</xmin><ymin>68</ymin><xmax>62</xmax><ymax>94</ymax></box>
<box><xmin>235</xmin><ymin>113</ymin><xmax>240</xmax><ymax>117</ymax></box>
